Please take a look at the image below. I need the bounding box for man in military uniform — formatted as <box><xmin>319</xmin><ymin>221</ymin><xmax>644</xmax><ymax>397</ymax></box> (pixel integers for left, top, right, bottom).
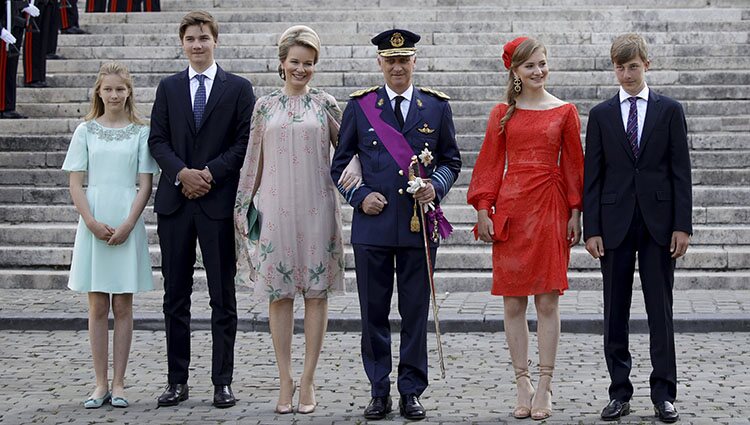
<box><xmin>1</xmin><ymin>0</ymin><xmax>30</xmax><ymax>118</ymax></box>
<box><xmin>23</xmin><ymin>0</ymin><xmax>52</xmax><ymax>87</ymax></box>
<box><xmin>331</xmin><ymin>29</ymin><xmax>461</xmax><ymax>421</ymax></box>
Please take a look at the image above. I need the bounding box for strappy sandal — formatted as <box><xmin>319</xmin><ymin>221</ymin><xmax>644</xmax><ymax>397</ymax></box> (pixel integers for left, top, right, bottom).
<box><xmin>513</xmin><ymin>365</ymin><xmax>535</xmax><ymax>419</ymax></box>
<box><xmin>531</xmin><ymin>365</ymin><xmax>554</xmax><ymax>420</ymax></box>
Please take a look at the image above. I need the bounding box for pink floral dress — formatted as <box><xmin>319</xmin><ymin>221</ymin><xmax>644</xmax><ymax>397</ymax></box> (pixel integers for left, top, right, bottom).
<box><xmin>235</xmin><ymin>88</ymin><xmax>345</xmax><ymax>301</ymax></box>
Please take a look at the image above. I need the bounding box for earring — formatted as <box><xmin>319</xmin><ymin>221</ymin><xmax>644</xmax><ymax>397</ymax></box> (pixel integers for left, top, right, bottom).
<box><xmin>513</xmin><ymin>75</ymin><xmax>522</xmax><ymax>93</ymax></box>
<box><xmin>278</xmin><ymin>65</ymin><xmax>286</xmax><ymax>81</ymax></box>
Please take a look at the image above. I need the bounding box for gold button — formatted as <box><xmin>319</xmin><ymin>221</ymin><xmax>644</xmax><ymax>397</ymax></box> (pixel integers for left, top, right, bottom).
<box><xmin>398</xmin><ymin>170</ymin><xmax>404</xmax><ymax>176</ymax></box>
<box><xmin>398</xmin><ymin>189</ymin><xmax>404</xmax><ymax>195</ymax></box>
<box><xmin>372</xmin><ymin>140</ymin><xmax>378</xmax><ymax>146</ymax></box>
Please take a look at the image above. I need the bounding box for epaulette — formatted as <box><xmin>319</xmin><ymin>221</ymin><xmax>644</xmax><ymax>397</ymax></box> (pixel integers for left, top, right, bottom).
<box><xmin>349</xmin><ymin>86</ymin><xmax>380</xmax><ymax>98</ymax></box>
<box><xmin>419</xmin><ymin>87</ymin><xmax>450</xmax><ymax>100</ymax></box>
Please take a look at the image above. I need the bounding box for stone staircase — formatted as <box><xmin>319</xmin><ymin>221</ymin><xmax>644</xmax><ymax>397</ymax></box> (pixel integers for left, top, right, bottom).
<box><xmin>1</xmin><ymin>0</ymin><xmax>749</xmax><ymax>292</ymax></box>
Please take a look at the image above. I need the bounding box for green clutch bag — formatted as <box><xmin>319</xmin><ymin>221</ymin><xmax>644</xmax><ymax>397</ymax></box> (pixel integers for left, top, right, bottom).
<box><xmin>246</xmin><ymin>201</ymin><xmax>261</xmax><ymax>242</ymax></box>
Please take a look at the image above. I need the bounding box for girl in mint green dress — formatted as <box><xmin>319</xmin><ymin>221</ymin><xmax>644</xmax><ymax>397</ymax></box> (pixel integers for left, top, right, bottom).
<box><xmin>62</xmin><ymin>62</ymin><xmax>157</xmax><ymax>409</ymax></box>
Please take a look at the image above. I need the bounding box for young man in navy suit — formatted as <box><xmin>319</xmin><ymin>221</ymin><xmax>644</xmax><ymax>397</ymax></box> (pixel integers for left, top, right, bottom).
<box><xmin>148</xmin><ymin>10</ymin><xmax>255</xmax><ymax>409</ymax></box>
<box><xmin>583</xmin><ymin>33</ymin><xmax>691</xmax><ymax>423</ymax></box>
<box><xmin>331</xmin><ymin>29</ymin><xmax>461</xmax><ymax>421</ymax></box>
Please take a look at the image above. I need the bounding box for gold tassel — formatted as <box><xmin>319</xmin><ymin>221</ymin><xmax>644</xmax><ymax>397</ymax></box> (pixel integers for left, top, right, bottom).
<box><xmin>411</xmin><ymin>199</ymin><xmax>420</xmax><ymax>232</ymax></box>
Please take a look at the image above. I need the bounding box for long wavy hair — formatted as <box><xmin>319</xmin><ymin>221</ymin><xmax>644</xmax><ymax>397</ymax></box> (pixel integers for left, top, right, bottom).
<box><xmin>84</xmin><ymin>61</ymin><xmax>144</xmax><ymax>124</ymax></box>
<box><xmin>499</xmin><ymin>38</ymin><xmax>547</xmax><ymax>133</ymax></box>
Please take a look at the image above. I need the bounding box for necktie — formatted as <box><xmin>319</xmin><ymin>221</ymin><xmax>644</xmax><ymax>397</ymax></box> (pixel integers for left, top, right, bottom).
<box><xmin>193</xmin><ymin>74</ymin><xmax>206</xmax><ymax>128</ymax></box>
<box><xmin>626</xmin><ymin>96</ymin><xmax>639</xmax><ymax>158</ymax></box>
<box><xmin>394</xmin><ymin>95</ymin><xmax>405</xmax><ymax>129</ymax></box>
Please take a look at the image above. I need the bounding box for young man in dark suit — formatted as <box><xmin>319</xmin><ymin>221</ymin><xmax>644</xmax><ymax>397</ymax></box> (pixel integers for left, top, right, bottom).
<box><xmin>583</xmin><ymin>33</ymin><xmax>691</xmax><ymax>423</ymax></box>
<box><xmin>148</xmin><ymin>10</ymin><xmax>255</xmax><ymax>409</ymax></box>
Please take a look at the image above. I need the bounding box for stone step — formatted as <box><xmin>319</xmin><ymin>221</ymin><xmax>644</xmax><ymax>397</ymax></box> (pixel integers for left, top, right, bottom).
<box><xmin>69</xmin><ymin>19</ymin><xmax>750</xmax><ymax>38</ymax></box>
<box><xmin>2</xmin><ymin>131</ymin><xmax>748</xmax><ymax>154</ymax></box>
<box><xmin>0</xmin><ymin>204</ymin><xmax>747</xmax><ymax>226</ymax></box>
<box><xmin>1</xmin><ymin>267</ymin><xmax>747</xmax><ymax>292</ymax></box>
<box><xmin>2</xmin><ymin>223</ymin><xmax>748</xmax><ymax>247</ymax></box>
<box><xmin>74</xmin><ymin>8</ymin><xmax>747</xmax><ymax>25</ymax></box>
<box><xmin>0</xmin><ymin>244</ymin><xmax>747</xmax><ymax>272</ymax></box>
<box><xmin>2</xmin><ymin>114</ymin><xmax>749</xmax><ymax>136</ymax></box>
<box><xmin>1</xmin><ymin>166</ymin><xmax>746</xmax><ymax>195</ymax></box>
<box><xmin>15</xmin><ymin>85</ymin><xmax>750</xmax><ymax>107</ymax></box>
<box><xmin>52</xmin><ymin>29</ymin><xmax>750</xmax><ymax>51</ymax></box>
<box><xmin>14</xmin><ymin>97</ymin><xmax>750</xmax><ymax>119</ymax></box>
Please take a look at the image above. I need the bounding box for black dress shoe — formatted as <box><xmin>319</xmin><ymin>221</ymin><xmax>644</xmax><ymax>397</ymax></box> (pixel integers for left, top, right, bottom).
<box><xmin>364</xmin><ymin>396</ymin><xmax>392</xmax><ymax>420</ymax></box>
<box><xmin>654</xmin><ymin>401</ymin><xmax>679</xmax><ymax>423</ymax></box>
<box><xmin>46</xmin><ymin>53</ymin><xmax>64</xmax><ymax>60</ymax></box>
<box><xmin>213</xmin><ymin>385</ymin><xmax>236</xmax><ymax>408</ymax></box>
<box><xmin>61</xmin><ymin>26</ymin><xmax>88</xmax><ymax>34</ymax></box>
<box><xmin>24</xmin><ymin>81</ymin><xmax>48</xmax><ymax>88</ymax></box>
<box><xmin>0</xmin><ymin>111</ymin><xmax>27</xmax><ymax>119</ymax></box>
<box><xmin>601</xmin><ymin>399</ymin><xmax>630</xmax><ymax>421</ymax></box>
<box><xmin>399</xmin><ymin>394</ymin><xmax>426</xmax><ymax>420</ymax></box>
<box><xmin>157</xmin><ymin>383</ymin><xmax>189</xmax><ymax>406</ymax></box>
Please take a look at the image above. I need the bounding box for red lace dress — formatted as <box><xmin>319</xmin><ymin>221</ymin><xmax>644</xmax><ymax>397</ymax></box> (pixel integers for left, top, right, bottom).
<box><xmin>467</xmin><ymin>103</ymin><xmax>584</xmax><ymax>296</ymax></box>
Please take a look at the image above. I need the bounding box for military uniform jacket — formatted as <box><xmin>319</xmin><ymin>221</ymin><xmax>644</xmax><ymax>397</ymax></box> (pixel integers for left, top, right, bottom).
<box><xmin>331</xmin><ymin>85</ymin><xmax>461</xmax><ymax>248</ymax></box>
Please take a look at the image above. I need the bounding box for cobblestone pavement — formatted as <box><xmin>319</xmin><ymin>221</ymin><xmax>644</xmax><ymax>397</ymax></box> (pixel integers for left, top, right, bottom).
<box><xmin>0</xmin><ymin>330</ymin><xmax>747</xmax><ymax>425</ymax></box>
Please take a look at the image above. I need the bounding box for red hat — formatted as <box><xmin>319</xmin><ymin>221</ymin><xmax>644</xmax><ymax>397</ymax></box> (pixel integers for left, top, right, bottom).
<box><xmin>502</xmin><ymin>36</ymin><xmax>529</xmax><ymax>69</ymax></box>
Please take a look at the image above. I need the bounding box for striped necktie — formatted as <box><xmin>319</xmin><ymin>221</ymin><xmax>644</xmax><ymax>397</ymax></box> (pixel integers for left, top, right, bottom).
<box><xmin>626</xmin><ymin>96</ymin><xmax>639</xmax><ymax>158</ymax></box>
<box><xmin>193</xmin><ymin>74</ymin><xmax>206</xmax><ymax>128</ymax></box>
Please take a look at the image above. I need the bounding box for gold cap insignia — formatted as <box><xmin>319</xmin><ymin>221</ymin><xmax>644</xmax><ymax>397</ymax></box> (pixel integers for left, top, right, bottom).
<box><xmin>390</xmin><ymin>32</ymin><xmax>405</xmax><ymax>48</ymax></box>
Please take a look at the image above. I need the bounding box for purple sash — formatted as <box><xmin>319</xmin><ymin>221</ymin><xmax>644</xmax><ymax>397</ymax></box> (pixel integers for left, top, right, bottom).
<box><xmin>357</xmin><ymin>91</ymin><xmax>453</xmax><ymax>239</ymax></box>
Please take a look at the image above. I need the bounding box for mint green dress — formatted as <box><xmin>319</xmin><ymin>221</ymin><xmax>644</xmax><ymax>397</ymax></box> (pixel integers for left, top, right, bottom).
<box><xmin>62</xmin><ymin>120</ymin><xmax>158</xmax><ymax>293</ymax></box>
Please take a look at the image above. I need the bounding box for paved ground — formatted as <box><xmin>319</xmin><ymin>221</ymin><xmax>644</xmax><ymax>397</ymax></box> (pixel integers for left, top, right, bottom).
<box><xmin>1</xmin><ymin>289</ymin><xmax>749</xmax><ymax>333</ymax></box>
<box><xmin>0</xmin><ymin>329</ymin><xmax>748</xmax><ymax>424</ymax></box>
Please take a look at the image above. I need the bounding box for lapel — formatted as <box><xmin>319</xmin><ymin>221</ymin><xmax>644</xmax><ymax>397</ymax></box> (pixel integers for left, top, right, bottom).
<box><xmin>376</xmin><ymin>86</ymin><xmax>401</xmax><ymax>131</ymax></box>
<box><xmin>402</xmin><ymin>89</ymin><xmax>424</xmax><ymax>135</ymax></box>
<box><xmin>638</xmin><ymin>90</ymin><xmax>661</xmax><ymax>159</ymax></box>
<box><xmin>199</xmin><ymin>65</ymin><xmax>228</xmax><ymax>131</ymax></box>
<box><xmin>606</xmin><ymin>93</ymin><xmax>636</xmax><ymax>163</ymax></box>
<box><xmin>178</xmin><ymin>69</ymin><xmax>196</xmax><ymax>135</ymax></box>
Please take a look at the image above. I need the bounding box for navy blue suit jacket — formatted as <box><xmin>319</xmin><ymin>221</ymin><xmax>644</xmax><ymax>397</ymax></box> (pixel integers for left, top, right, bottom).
<box><xmin>583</xmin><ymin>90</ymin><xmax>692</xmax><ymax>249</ymax></box>
<box><xmin>148</xmin><ymin>65</ymin><xmax>255</xmax><ymax>220</ymax></box>
<box><xmin>331</xmin><ymin>86</ymin><xmax>462</xmax><ymax>247</ymax></box>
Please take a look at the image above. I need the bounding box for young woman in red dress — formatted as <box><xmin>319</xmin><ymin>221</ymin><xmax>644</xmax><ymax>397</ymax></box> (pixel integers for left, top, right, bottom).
<box><xmin>467</xmin><ymin>37</ymin><xmax>584</xmax><ymax>420</ymax></box>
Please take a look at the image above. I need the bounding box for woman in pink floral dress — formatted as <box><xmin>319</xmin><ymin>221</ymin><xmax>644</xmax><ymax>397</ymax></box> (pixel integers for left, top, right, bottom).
<box><xmin>234</xmin><ymin>25</ymin><xmax>360</xmax><ymax>414</ymax></box>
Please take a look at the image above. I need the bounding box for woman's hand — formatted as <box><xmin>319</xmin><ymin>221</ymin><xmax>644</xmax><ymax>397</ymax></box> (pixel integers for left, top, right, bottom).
<box><xmin>339</xmin><ymin>155</ymin><xmax>363</xmax><ymax>191</ymax></box>
<box><xmin>476</xmin><ymin>210</ymin><xmax>494</xmax><ymax>243</ymax></box>
<box><xmin>567</xmin><ymin>210</ymin><xmax>581</xmax><ymax>247</ymax></box>
<box><xmin>87</xmin><ymin>220</ymin><xmax>115</xmax><ymax>241</ymax></box>
<box><xmin>107</xmin><ymin>221</ymin><xmax>135</xmax><ymax>245</ymax></box>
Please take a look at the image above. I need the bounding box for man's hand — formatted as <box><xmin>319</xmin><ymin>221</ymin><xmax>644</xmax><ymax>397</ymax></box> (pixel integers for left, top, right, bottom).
<box><xmin>476</xmin><ymin>210</ymin><xmax>494</xmax><ymax>243</ymax></box>
<box><xmin>361</xmin><ymin>192</ymin><xmax>387</xmax><ymax>215</ymax></box>
<box><xmin>585</xmin><ymin>236</ymin><xmax>605</xmax><ymax>259</ymax></box>
<box><xmin>178</xmin><ymin>167</ymin><xmax>211</xmax><ymax>199</ymax></box>
<box><xmin>413</xmin><ymin>182</ymin><xmax>436</xmax><ymax>205</ymax></box>
<box><xmin>22</xmin><ymin>4</ymin><xmax>40</xmax><ymax>17</ymax></box>
<box><xmin>670</xmin><ymin>231</ymin><xmax>690</xmax><ymax>259</ymax></box>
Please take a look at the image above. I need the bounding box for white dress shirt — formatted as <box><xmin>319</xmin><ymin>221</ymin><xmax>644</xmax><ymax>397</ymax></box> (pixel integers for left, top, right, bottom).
<box><xmin>385</xmin><ymin>84</ymin><xmax>413</xmax><ymax>123</ymax></box>
<box><xmin>188</xmin><ymin>62</ymin><xmax>217</xmax><ymax>108</ymax></box>
<box><xmin>619</xmin><ymin>84</ymin><xmax>649</xmax><ymax>146</ymax></box>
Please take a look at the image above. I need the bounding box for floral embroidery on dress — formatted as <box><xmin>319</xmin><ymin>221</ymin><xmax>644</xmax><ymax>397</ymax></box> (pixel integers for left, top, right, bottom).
<box><xmin>85</xmin><ymin>121</ymin><xmax>141</xmax><ymax>142</ymax></box>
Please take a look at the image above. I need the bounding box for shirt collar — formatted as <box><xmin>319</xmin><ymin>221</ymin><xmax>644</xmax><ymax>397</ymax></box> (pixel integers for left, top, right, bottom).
<box><xmin>619</xmin><ymin>83</ymin><xmax>649</xmax><ymax>104</ymax></box>
<box><xmin>188</xmin><ymin>62</ymin><xmax>218</xmax><ymax>81</ymax></box>
<box><xmin>385</xmin><ymin>84</ymin><xmax>414</xmax><ymax>102</ymax></box>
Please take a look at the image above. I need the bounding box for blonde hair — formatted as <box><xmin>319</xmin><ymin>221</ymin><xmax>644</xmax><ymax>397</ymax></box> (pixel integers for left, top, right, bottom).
<box><xmin>610</xmin><ymin>33</ymin><xmax>649</xmax><ymax>65</ymax></box>
<box><xmin>84</xmin><ymin>61</ymin><xmax>144</xmax><ymax>124</ymax></box>
<box><xmin>499</xmin><ymin>38</ymin><xmax>547</xmax><ymax>133</ymax></box>
<box><xmin>277</xmin><ymin>25</ymin><xmax>321</xmax><ymax>80</ymax></box>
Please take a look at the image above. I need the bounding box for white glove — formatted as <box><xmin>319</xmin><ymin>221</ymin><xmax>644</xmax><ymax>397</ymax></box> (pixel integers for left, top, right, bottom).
<box><xmin>1</xmin><ymin>28</ymin><xmax>17</xmax><ymax>45</ymax></box>
<box><xmin>23</xmin><ymin>4</ymin><xmax>41</xmax><ymax>17</ymax></box>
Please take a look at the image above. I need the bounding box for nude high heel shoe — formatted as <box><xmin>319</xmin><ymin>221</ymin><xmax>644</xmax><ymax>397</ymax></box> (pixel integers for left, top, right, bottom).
<box><xmin>531</xmin><ymin>365</ymin><xmax>554</xmax><ymax>420</ymax></box>
<box><xmin>274</xmin><ymin>380</ymin><xmax>295</xmax><ymax>414</ymax></box>
<box><xmin>513</xmin><ymin>366</ymin><xmax>535</xmax><ymax>419</ymax></box>
<box><xmin>297</xmin><ymin>383</ymin><xmax>317</xmax><ymax>414</ymax></box>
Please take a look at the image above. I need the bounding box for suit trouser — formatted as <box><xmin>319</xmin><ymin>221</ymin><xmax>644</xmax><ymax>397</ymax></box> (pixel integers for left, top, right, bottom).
<box><xmin>85</xmin><ymin>0</ymin><xmax>106</xmax><ymax>12</ymax></box>
<box><xmin>601</xmin><ymin>205</ymin><xmax>677</xmax><ymax>404</ymax></box>
<box><xmin>0</xmin><ymin>26</ymin><xmax>24</xmax><ymax>112</ymax></box>
<box><xmin>353</xmin><ymin>244</ymin><xmax>436</xmax><ymax>397</ymax></box>
<box><xmin>47</xmin><ymin>1</ymin><xmax>60</xmax><ymax>55</ymax></box>
<box><xmin>23</xmin><ymin>1</ymin><xmax>52</xmax><ymax>83</ymax></box>
<box><xmin>60</xmin><ymin>0</ymin><xmax>80</xmax><ymax>29</ymax></box>
<box><xmin>158</xmin><ymin>201</ymin><xmax>238</xmax><ymax>386</ymax></box>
